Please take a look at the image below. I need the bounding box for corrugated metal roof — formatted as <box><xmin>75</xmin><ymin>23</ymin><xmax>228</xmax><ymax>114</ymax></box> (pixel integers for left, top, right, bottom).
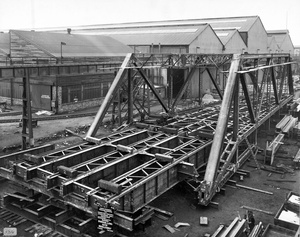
<box><xmin>78</xmin><ymin>25</ymin><xmax>208</xmax><ymax>45</ymax></box>
<box><xmin>12</xmin><ymin>30</ymin><xmax>133</xmax><ymax>57</ymax></box>
<box><xmin>56</xmin><ymin>16</ymin><xmax>259</xmax><ymax>33</ymax></box>
<box><xmin>0</xmin><ymin>33</ymin><xmax>10</xmax><ymax>54</ymax></box>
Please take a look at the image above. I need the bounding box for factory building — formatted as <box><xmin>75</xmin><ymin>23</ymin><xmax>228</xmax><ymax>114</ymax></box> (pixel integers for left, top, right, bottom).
<box><xmin>267</xmin><ymin>30</ymin><xmax>295</xmax><ymax>54</ymax></box>
<box><xmin>0</xmin><ymin>33</ymin><xmax>9</xmax><ymax>60</ymax></box>
<box><xmin>0</xmin><ymin>30</ymin><xmax>133</xmax><ymax>112</ymax></box>
<box><xmin>294</xmin><ymin>46</ymin><xmax>300</xmax><ymax>56</ymax></box>
<box><xmin>42</xmin><ymin>16</ymin><xmax>271</xmax><ymax>101</ymax></box>
<box><xmin>214</xmin><ymin>29</ymin><xmax>247</xmax><ymax>54</ymax></box>
<box><xmin>74</xmin><ymin>24</ymin><xmax>225</xmax><ymax>100</ymax></box>
<box><xmin>54</xmin><ymin>16</ymin><xmax>269</xmax><ymax>53</ymax></box>
<box><xmin>82</xmin><ymin>24</ymin><xmax>224</xmax><ymax>54</ymax></box>
<box><xmin>267</xmin><ymin>35</ymin><xmax>280</xmax><ymax>53</ymax></box>
<box><xmin>0</xmin><ymin>16</ymin><xmax>296</xmax><ymax>112</ymax></box>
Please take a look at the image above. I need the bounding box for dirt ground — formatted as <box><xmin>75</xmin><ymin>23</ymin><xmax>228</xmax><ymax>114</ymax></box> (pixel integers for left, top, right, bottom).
<box><xmin>0</xmin><ymin>106</ymin><xmax>299</xmax><ymax>237</ymax></box>
<box><xmin>132</xmin><ymin>129</ymin><xmax>300</xmax><ymax>237</ymax></box>
<box><xmin>0</xmin><ymin>105</ymin><xmax>102</xmax><ymax>153</ymax></box>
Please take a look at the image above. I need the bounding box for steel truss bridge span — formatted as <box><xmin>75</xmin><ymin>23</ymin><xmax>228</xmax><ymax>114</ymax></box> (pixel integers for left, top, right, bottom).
<box><xmin>0</xmin><ymin>53</ymin><xmax>295</xmax><ymax>235</ymax></box>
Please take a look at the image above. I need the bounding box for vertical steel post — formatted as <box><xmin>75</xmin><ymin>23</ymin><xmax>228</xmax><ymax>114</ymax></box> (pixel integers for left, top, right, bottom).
<box><xmin>118</xmin><ymin>88</ymin><xmax>121</xmax><ymax>126</ymax></box>
<box><xmin>278</xmin><ymin>57</ymin><xmax>288</xmax><ymax>100</ymax></box>
<box><xmin>147</xmin><ymin>83</ymin><xmax>150</xmax><ymax>115</ymax></box>
<box><xmin>287</xmin><ymin>57</ymin><xmax>294</xmax><ymax>95</ymax></box>
<box><xmin>22</xmin><ymin>68</ymin><xmax>34</xmax><ymax>149</ymax></box>
<box><xmin>127</xmin><ymin>69</ymin><xmax>133</xmax><ymax>124</ymax></box>
<box><xmin>10</xmin><ymin>78</ymin><xmax>14</xmax><ymax>105</ymax></box>
<box><xmin>167</xmin><ymin>68</ymin><xmax>171</xmax><ymax>108</ymax></box>
<box><xmin>198</xmin><ymin>68</ymin><xmax>201</xmax><ymax>103</ymax></box>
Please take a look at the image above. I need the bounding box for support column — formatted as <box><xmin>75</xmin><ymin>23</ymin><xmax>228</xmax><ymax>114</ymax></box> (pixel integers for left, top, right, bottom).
<box><xmin>167</xmin><ymin>68</ymin><xmax>172</xmax><ymax>108</ymax></box>
<box><xmin>10</xmin><ymin>78</ymin><xmax>14</xmax><ymax>105</ymax></box>
<box><xmin>198</xmin><ymin>68</ymin><xmax>201</xmax><ymax>103</ymax></box>
<box><xmin>127</xmin><ymin>69</ymin><xmax>133</xmax><ymax>124</ymax></box>
<box><xmin>118</xmin><ymin>89</ymin><xmax>121</xmax><ymax>126</ymax></box>
<box><xmin>147</xmin><ymin>83</ymin><xmax>150</xmax><ymax>115</ymax></box>
<box><xmin>22</xmin><ymin>68</ymin><xmax>34</xmax><ymax>149</ymax></box>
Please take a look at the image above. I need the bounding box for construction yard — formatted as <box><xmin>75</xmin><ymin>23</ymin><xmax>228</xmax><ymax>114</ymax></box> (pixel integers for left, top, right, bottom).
<box><xmin>0</xmin><ymin>13</ymin><xmax>299</xmax><ymax>237</ymax></box>
<box><xmin>0</xmin><ymin>97</ymin><xmax>299</xmax><ymax>237</ymax></box>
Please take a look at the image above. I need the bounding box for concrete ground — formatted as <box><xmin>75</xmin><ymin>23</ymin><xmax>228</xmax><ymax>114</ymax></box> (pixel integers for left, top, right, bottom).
<box><xmin>0</xmin><ymin>105</ymin><xmax>299</xmax><ymax>237</ymax></box>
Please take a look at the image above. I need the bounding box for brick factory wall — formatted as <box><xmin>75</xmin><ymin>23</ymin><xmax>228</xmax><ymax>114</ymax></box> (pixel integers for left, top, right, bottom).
<box><xmin>56</xmin><ymin>85</ymin><xmax>103</xmax><ymax>113</ymax></box>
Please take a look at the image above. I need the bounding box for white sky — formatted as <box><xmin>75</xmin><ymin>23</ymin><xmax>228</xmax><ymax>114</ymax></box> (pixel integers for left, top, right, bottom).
<box><xmin>0</xmin><ymin>0</ymin><xmax>300</xmax><ymax>45</ymax></box>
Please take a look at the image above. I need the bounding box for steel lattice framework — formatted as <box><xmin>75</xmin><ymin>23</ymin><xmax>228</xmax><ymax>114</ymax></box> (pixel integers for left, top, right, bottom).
<box><xmin>0</xmin><ymin>53</ymin><xmax>295</xmax><ymax>235</ymax></box>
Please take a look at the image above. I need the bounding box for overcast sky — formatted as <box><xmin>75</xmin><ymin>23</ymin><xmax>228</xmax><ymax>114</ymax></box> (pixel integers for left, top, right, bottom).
<box><xmin>1</xmin><ymin>0</ymin><xmax>300</xmax><ymax>45</ymax></box>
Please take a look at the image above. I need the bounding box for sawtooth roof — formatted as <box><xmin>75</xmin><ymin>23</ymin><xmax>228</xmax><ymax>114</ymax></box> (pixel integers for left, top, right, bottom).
<box><xmin>79</xmin><ymin>24</ymin><xmax>209</xmax><ymax>45</ymax></box>
<box><xmin>11</xmin><ymin>30</ymin><xmax>133</xmax><ymax>57</ymax></box>
<box><xmin>53</xmin><ymin>16</ymin><xmax>260</xmax><ymax>33</ymax></box>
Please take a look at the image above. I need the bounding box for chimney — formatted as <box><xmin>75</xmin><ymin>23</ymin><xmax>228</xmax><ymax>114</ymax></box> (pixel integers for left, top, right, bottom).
<box><xmin>67</xmin><ymin>28</ymin><xmax>71</xmax><ymax>34</ymax></box>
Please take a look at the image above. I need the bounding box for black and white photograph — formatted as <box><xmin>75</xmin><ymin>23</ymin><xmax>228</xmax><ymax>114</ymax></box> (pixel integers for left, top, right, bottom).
<box><xmin>0</xmin><ymin>0</ymin><xmax>299</xmax><ymax>236</ymax></box>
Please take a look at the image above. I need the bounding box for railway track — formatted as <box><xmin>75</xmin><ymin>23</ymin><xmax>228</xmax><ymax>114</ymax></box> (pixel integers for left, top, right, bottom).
<box><xmin>0</xmin><ymin>102</ymin><xmax>208</xmax><ymax>124</ymax></box>
<box><xmin>0</xmin><ymin>111</ymin><xmax>97</xmax><ymax>123</ymax></box>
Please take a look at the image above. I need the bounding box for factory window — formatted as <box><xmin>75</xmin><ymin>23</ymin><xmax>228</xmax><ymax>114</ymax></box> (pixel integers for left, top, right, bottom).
<box><xmin>83</xmin><ymin>83</ymin><xmax>101</xmax><ymax>100</ymax></box>
<box><xmin>61</xmin><ymin>82</ymin><xmax>111</xmax><ymax>104</ymax></box>
<box><xmin>69</xmin><ymin>85</ymin><xmax>82</xmax><ymax>102</ymax></box>
<box><xmin>62</xmin><ymin>87</ymin><xmax>68</xmax><ymax>104</ymax></box>
<box><xmin>61</xmin><ymin>85</ymin><xmax>81</xmax><ymax>104</ymax></box>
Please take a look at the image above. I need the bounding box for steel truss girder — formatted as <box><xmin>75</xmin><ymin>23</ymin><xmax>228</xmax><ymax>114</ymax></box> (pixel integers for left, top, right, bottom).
<box><xmin>0</xmin><ymin>125</ymin><xmax>209</xmax><ymax>215</ymax></box>
<box><xmin>85</xmin><ymin>53</ymin><xmax>235</xmax><ymax>137</ymax></box>
<box><xmin>132</xmin><ymin>53</ymin><xmax>233</xmax><ymax>69</ymax></box>
<box><xmin>0</xmin><ymin>53</ymin><xmax>296</xmax><ymax>235</ymax></box>
<box><xmin>198</xmin><ymin>53</ymin><xmax>294</xmax><ymax>205</ymax></box>
<box><xmin>0</xmin><ymin>60</ymin><xmax>124</xmax><ymax>79</ymax></box>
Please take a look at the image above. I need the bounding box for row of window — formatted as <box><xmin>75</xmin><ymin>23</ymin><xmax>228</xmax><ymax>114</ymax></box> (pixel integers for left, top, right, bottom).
<box><xmin>61</xmin><ymin>82</ymin><xmax>111</xmax><ymax>104</ymax></box>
